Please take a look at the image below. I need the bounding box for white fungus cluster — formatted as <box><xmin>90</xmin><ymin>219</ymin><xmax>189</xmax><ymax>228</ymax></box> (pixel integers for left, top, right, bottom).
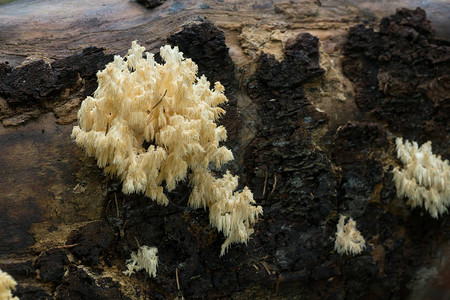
<box><xmin>123</xmin><ymin>246</ymin><xmax>158</xmax><ymax>277</ymax></box>
<box><xmin>0</xmin><ymin>269</ymin><xmax>18</xmax><ymax>300</ymax></box>
<box><xmin>72</xmin><ymin>41</ymin><xmax>262</xmax><ymax>255</ymax></box>
<box><xmin>393</xmin><ymin>137</ymin><xmax>450</xmax><ymax>218</ymax></box>
<box><xmin>334</xmin><ymin>215</ymin><xmax>366</xmax><ymax>256</ymax></box>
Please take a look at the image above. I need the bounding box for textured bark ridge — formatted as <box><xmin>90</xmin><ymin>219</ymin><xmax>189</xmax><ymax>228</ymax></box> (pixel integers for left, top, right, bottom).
<box><xmin>0</xmin><ymin>48</ymin><xmax>114</xmax><ymax>126</ymax></box>
<box><xmin>167</xmin><ymin>21</ymin><xmax>241</xmax><ymax>144</ymax></box>
<box><xmin>0</xmin><ymin>2</ymin><xmax>449</xmax><ymax>299</ymax></box>
<box><xmin>343</xmin><ymin>7</ymin><xmax>450</xmax><ymax>158</ymax></box>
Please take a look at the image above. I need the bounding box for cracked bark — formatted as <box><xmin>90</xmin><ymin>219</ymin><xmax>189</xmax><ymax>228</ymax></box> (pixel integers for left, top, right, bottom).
<box><xmin>0</xmin><ymin>1</ymin><xmax>449</xmax><ymax>299</ymax></box>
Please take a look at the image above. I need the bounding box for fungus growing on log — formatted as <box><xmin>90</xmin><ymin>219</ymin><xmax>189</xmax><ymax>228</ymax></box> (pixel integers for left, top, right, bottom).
<box><xmin>123</xmin><ymin>246</ymin><xmax>158</xmax><ymax>277</ymax></box>
<box><xmin>334</xmin><ymin>215</ymin><xmax>366</xmax><ymax>256</ymax></box>
<box><xmin>0</xmin><ymin>269</ymin><xmax>18</xmax><ymax>300</ymax></box>
<box><xmin>393</xmin><ymin>137</ymin><xmax>450</xmax><ymax>218</ymax></box>
<box><xmin>71</xmin><ymin>41</ymin><xmax>262</xmax><ymax>255</ymax></box>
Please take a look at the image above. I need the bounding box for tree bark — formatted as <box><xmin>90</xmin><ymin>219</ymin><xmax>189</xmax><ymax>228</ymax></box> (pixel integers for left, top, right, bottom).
<box><xmin>0</xmin><ymin>1</ymin><xmax>449</xmax><ymax>299</ymax></box>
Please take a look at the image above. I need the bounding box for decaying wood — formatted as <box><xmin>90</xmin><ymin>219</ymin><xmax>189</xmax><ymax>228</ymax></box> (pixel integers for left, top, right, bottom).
<box><xmin>0</xmin><ymin>0</ymin><xmax>449</xmax><ymax>299</ymax></box>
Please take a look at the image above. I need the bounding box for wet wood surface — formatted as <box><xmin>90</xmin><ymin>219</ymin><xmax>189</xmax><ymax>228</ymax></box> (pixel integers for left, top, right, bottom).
<box><xmin>1</xmin><ymin>0</ymin><xmax>449</xmax><ymax>67</ymax></box>
<box><xmin>0</xmin><ymin>0</ymin><xmax>449</xmax><ymax>299</ymax></box>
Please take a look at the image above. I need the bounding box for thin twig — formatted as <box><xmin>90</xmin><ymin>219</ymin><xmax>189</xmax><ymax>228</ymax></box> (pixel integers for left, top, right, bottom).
<box><xmin>261</xmin><ymin>262</ymin><xmax>271</xmax><ymax>275</ymax></box>
<box><xmin>176</xmin><ymin>268</ymin><xmax>180</xmax><ymax>291</ymax></box>
<box><xmin>120</xmin><ymin>219</ymin><xmax>128</xmax><ymax>238</ymax></box>
<box><xmin>262</xmin><ymin>170</ymin><xmax>268</xmax><ymax>197</ymax></box>
<box><xmin>57</xmin><ymin>243</ymin><xmax>78</xmax><ymax>249</ymax></box>
<box><xmin>275</xmin><ymin>274</ymin><xmax>281</xmax><ymax>294</ymax></box>
<box><xmin>151</xmin><ymin>90</ymin><xmax>167</xmax><ymax>110</ymax></box>
<box><xmin>134</xmin><ymin>236</ymin><xmax>140</xmax><ymax>249</ymax></box>
<box><xmin>106</xmin><ymin>199</ymin><xmax>112</xmax><ymax>214</ymax></box>
<box><xmin>114</xmin><ymin>192</ymin><xmax>119</xmax><ymax>218</ymax></box>
<box><xmin>270</xmin><ymin>175</ymin><xmax>277</xmax><ymax>194</ymax></box>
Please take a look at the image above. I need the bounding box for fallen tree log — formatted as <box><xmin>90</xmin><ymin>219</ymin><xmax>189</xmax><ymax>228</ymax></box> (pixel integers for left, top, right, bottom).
<box><xmin>0</xmin><ymin>1</ymin><xmax>449</xmax><ymax>299</ymax></box>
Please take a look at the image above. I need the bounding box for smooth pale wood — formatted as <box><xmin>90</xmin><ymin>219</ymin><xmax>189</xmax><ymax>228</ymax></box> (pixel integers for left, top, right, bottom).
<box><xmin>0</xmin><ymin>0</ymin><xmax>448</xmax><ymax>67</ymax></box>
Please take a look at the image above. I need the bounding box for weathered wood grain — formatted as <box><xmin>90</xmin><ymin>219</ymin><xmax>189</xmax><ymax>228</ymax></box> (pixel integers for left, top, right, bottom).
<box><xmin>1</xmin><ymin>0</ymin><xmax>448</xmax><ymax>66</ymax></box>
<box><xmin>0</xmin><ymin>0</ymin><xmax>449</xmax><ymax>299</ymax></box>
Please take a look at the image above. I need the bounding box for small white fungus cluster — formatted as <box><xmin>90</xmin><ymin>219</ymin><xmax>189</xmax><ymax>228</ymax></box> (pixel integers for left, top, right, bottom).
<box><xmin>393</xmin><ymin>137</ymin><xmax>450</xmax><ymax>218</ymax></box>
<box><xmin>0</xmin><ymin>269</ymin><xmax>18</xmax><ymax>300</ymax></box>
<box><xmin>72</xmin><ymin>41</ymin><xmax>262</xmax><ymax>255</ymax></box>
<box><xmin>123</xmin><ymin>246</ymin><xmax>158</xmax><ymax>277</ymax></box>
<box><xmin>334</xmin><ymin>215</ymin><xmax>366</xmax><ymax>256</ymax></box>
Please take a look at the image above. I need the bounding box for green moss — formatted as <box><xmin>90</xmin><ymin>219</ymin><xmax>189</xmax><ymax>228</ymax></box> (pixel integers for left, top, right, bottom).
<box><xmin>0</xmin><ymin>0</ymin><xmax>19</xmax><ymax>5</ymax></box>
